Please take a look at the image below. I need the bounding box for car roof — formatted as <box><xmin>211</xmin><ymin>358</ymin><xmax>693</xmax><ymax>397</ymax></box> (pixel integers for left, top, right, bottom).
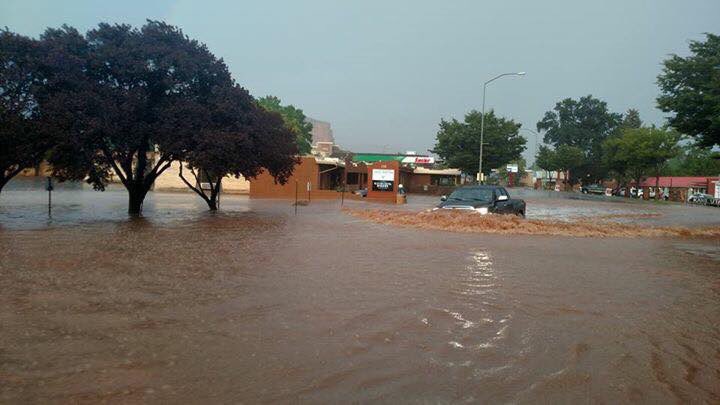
<box><xmin>454</xmin><ymin>185</ymin><xmax>501</xmax><ymax>190</ymax></box>
<box><xmin>459</xmin><ymin>184</ymin><xmax>502</xmax><ymax>189</ymax></box>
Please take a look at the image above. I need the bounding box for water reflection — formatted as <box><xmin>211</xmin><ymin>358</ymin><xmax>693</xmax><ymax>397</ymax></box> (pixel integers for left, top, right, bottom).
<box><xmin>0</xmin><ymin>177</ymin><xmax>252</xmax><ymax>229</ymax></box>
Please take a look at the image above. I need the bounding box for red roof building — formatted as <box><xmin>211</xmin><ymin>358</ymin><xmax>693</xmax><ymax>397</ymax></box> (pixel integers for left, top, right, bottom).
<box><xmin>636</xmin><ymin>176</ymin><xmax>719</xmax><ymax>201</ymax></box>
<box><xmin>638</xmin><ymin>176</ymin><xmax>716</xmax><ymax>189</ymax></box>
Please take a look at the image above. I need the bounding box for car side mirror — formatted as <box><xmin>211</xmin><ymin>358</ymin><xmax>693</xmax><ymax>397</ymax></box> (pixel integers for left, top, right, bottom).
<box><xmin>440</xmin><ymin>195</ymin><xmax>447</xmax><ymax>202</ymax></box>
<box><xmin>497</xmin><ymin>195</ymin><xmax>509</xmax><ymax>202</ymax></box>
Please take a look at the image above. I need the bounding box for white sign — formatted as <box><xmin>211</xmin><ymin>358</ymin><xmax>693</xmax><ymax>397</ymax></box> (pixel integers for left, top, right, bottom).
<box><xmin>372</xmin><ymin>169</ymin><xmax>395</xmax><ymax>181</ymax></box>
<box><xmin>715</xmin><ymin>181</ymin><xmax>720</xmax><ymax>199</ymax></box>
<box><xmin>506</xmin><ymin>164</ymin><xmax>519</xmax><ymax>173</ymax></box>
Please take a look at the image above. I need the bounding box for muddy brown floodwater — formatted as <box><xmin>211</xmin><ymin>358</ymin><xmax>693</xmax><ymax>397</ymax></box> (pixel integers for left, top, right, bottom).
<box><xmin>1</xmin><ymin>183</ymin><xmax>720</xmax><ymax>403</ymax></box>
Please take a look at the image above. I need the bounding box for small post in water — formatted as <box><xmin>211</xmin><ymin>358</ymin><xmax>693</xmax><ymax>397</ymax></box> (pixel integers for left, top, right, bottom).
<box><xmin>295</xmin><ymin>180</ymin><xmax>298</xmax><ymax>215</ymax></box>
<box><xmin>46</xmin><ymin>176</ymin><xmax>54</xmax><ymax>217</ymax></box>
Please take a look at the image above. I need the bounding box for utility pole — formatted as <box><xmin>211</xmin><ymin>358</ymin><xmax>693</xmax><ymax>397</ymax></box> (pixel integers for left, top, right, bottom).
<box><xmin>478</xmin><ymin>72</ymin><xmax>526</xmax><ymax>183</ymax></box>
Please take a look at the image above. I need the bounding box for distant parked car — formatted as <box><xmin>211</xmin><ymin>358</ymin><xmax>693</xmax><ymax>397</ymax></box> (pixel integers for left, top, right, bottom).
<box><xmin>688</xmin><ymin>193</ymin><xmax>711</xmax><ymax>204</ymax></box>
<box><xmin>580</xmin><ymin>184</ymin><xmax>606</xmax><ymax>195</ymax></box>
<box><xmin>354</xmin><ymin>188</ymin><xmax>368</xmax><ymax>198</ymax></box>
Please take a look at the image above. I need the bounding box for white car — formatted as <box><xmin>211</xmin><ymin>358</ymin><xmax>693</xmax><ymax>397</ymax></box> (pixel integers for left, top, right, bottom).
<box><xmin>688</xmin><ymin>193</ymin><xmax>711</xmax><ymax>204</ymax></box>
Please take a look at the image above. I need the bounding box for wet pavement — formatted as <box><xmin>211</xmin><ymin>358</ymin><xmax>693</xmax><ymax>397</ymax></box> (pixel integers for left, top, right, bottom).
<box><xmin>1</xmin><ymin>179</ymin><xmax>719</xmax><ymax>403</ymax></box>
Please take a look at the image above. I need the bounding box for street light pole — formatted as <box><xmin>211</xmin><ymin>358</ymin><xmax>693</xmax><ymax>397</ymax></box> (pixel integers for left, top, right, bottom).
<box><xmin>478</xmin><ymin>72</ymin><xmax>526</xmax><ymax>183</ymax></box>
<box><xmin>519</xmin><ymin>128</ymin><xmax>540</xmax><ymax>168</ymax></box>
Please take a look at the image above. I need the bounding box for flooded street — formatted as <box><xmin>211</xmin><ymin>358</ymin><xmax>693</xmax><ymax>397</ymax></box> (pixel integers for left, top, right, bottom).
<box><xmin>1</xmin><ymin>182</ymin><xmax>720</xmax><ymax>403</ymax></box>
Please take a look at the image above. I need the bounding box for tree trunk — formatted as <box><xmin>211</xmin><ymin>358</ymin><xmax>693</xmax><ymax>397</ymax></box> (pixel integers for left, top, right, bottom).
<box><xmin>128</xmin><ymin>185</ymin><xmax>147</xmax><ymax>215</ymax></box>
<box><xmin>206</xmin><ymin>178</ymin><xmax>222</xmax><ymax>211</ymax></box>
<box><xmin>565</xmin><ymin>170</ymin><xmax>571</xmax><ymax>192</ymax></box>
<box><xmin>207</xmin><ymin>197</ymin><xmax>218</xmax><ymax>211</ymax></box>
<box><xmin>655</xmin><ymin>175</ymin><xmax>660</xmax><ymax>200</ymax></box>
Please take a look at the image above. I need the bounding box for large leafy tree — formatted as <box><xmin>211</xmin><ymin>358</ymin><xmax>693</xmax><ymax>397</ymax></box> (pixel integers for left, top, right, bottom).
<box><xmin>0</xmin><ymin>29</ymin><xmax>49</xmax><ymax>194</ymax></box>
<box><xmin>663</xmin><ymin>142</ymin><xmax>720</xmax><ymax>176</ymax></box>
<box><xmin>657</xmin><ymin>33</ymin><xmax>720</xmax><ymax>147</ymax></box>
<box><xmin>432</xmin><ymin>110</ymin><xmax>526</xmax><ymax>177</ymax></box>
<box><xmin>535</xmin><ymin>145</ymin><xmax>584</xmax><ymax>190</ymax></box>
<box><xmin>601</xmin><ymin>135</ymin><xmax>631</xmax><ymax>196</ymax></box>
<box><xmin>537</xmin><ymin>95</ymin><xmax>622</xmax><ymax>182</ymax></box>
<box><xmin>621</xmin><ymin>108</ymin><xmax>642</xmax><ymax>129</ymax></box>
<box><xmin>603</xmin><ymin>127</ymin><xmax>680</xmax><ymax>198</ymax></box>
<box><xmin>176</xmin><ymin>85</ymin><xmax>299</xmax><ymax>210</ymax></box>
<box><xmin>257</xmin><ymin>95</ymin><xmax>313</xmax><ymax>155</ymax></box>
<box><xmin>39</xmin><ymin>21</ymin><xmax>236</xmax><ymax>214</ymax></box>
<box><xmin>535</xmin><ymin>145</ymin><xmax>556</xmax><ymax>177</ymax></box>
<box><xmin>553</xmin><ymin>145</ymin><xmax>586</xmax><ymax>190</ymax></box>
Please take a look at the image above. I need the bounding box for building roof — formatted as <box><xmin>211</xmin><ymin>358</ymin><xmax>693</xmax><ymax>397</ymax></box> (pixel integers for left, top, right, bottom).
<box><xmin>314</xmin><ymin>156</ymin><xmax>344</xmax><ymax>166</ymax></box>
<box><xmin>412</xmin><ymin>167</ymin><xmax>461</xmax><ymax>176</ymax></box>
<box><xmin>352</xmin><ymin>153</ymin><xmax>410</xmax><ymax>162</ymax></box>
<box><xmin>638</xmin><ymin>176</ymin><xmax>718</xmax><ymax>188</ymax></box>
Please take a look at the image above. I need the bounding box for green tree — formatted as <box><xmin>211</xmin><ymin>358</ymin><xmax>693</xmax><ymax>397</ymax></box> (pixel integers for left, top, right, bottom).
<box><xmin>663</xmin><ymin>142</ymin><xmax>720</xmax><ymax>176</ymax></box>
<box><xmin>621</xmin><ymin>108</ymin><xmax>642</xmax><ymax>129</ymax></box>
<box><xmin>257</xmin><ymin>96</ymin><xmax>313</xmax><ymax>155</ymax></box>
<box><xmin>603</xmin><ymin>127</ymin><xmax>680</xmax><ymax>198</ymax></box>
<box><xmin>602</xmin><ymin>136</ymin><xmax>632</xmax><ymax>197</ymax></box>
<box><xmin>657</xmin><ymin>33</ymin><xmax>720</xmax><ymax>147</ymax></box>
<box><xmin>535</xmin><ymin>145</ymin><xmax>556</xmax><ymax>173</ymax></box>
<box><xmin>40</xmin><ymin>22</ymin><xmax>239</xmax><ymax>214</ymax></box>
<box><xmin>553</xmin><ymin>145</ymin><xmax>585</xmax><ymax>191</ymax></box>
<box><xmin>432</xmin><ymin>110</ymin><xmax>526</xmax><ymax>177</ymax></box>
<box><xmin>176</xmin><ymin>85</ymin><xmax>299</xmax><ymax>210</ymax></box>
<box><xmin>0</xmin><ymin>29</ymin><xmax>49</xmax><ymax>194</ymax></box>
<box><xmin>537</xmin><ymin>95</ymin><xmax>622</xmax><ymax>182</ymax></box>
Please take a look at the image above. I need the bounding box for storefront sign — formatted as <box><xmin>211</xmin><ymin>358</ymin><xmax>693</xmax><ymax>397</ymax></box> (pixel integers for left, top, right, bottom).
<box><xmin>372</xmin><ymin>169</ymin><xmax>395</xmax><ymax>192</ymax></box>
<box><xmin>372</xmin><ymin>169</ymin><xmax>394</xmax><ymax>181</ymax></box>
<box><xmin>401</xmin><ymin>156</ymin><xmax>435</xmax><ymax>164</ymax></box>
<box><xmin>372</xmin><ymin>180</ymin><xmax>394</xmax><ymax>191</ymax></box>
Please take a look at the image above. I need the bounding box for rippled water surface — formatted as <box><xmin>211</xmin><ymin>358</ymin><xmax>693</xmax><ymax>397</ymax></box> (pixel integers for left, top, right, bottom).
<box><xmin>1</xmin><ymin>180</ymin><xmax>719</xmax><ymax>403</ymax></box>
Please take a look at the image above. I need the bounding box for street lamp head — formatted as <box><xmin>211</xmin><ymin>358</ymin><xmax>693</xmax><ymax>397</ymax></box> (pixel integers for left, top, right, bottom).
<box><xmin>516</xmin><ymin>71</ymin><xmax>526</xmax><ymax>76</ymax></box>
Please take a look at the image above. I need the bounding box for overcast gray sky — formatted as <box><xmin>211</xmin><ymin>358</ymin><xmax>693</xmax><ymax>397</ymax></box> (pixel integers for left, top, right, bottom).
<box><xmin>2</xmin><ymin>0</ymin><xmax>718</xmax><ymax>162</ymax></box>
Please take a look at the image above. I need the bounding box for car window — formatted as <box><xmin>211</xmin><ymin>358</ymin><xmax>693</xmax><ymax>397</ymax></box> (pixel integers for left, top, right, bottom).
<box><xmin>448</xmin><ymin>188</ymin><xmax>494</xmax><ymax>202</ymax></box>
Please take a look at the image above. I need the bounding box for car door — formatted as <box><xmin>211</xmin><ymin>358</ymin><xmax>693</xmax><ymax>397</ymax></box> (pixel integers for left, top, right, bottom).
<box><xmin>494</xmin><ymin>188</ymin><xmax>511</xmax><ymax>214</ymax></box>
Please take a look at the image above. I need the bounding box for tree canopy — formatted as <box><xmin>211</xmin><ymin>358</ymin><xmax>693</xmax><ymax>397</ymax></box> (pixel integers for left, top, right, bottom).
<box><xmin>657</xmin><ymin>33</ymin><xmax>720</xmax><ymax>147</ymax></box>
<box><xmin>662</xmin><ymin>142</ymin><xmax>720</xmax><ymax>176</ymax></box>
<box><xmin>602</xmin><ymin>127</ymin><xmax>680</xmax><ymax>195</ymax></box>
<box><xmin>535</xmin><ymin>144</ymin><xmax>584</xmax><ymax>189</ymax></box>
<box><xmin>33</xmin><ymin>21</ymin><xmax>297</xmax><ymax>214</ymax></box>
<box><xmin>432</xmin><ymin>110</ymin><xmax>526</xmax><ymax>176</ymax></box>
<box><xmin>535</xmin><ymin>145</ymin><xmax>556</xmax><ymax>174</ymax></box>
<box><xmin>537</xmin><ymin>95</ymin><xmax>622</xmax><ymax>182</ymax></box>
<box><xmin>0</xmin><ymin>29</ymin><xmax>49</xmax><ymax>193</ymax></box>
<box><xmin>257</xmin><ymin>95</ymin><xmax>313</xmax><ymax>155</ymax></box>
<box><xmin>621</xmin><ymin>108</ymin><xmax>642</xmax><ymax>129</ymax></box>
<box><xmin>178</xmin><ymin>86</ymin><xmax>299</xmax><ymax>210</ymax></box>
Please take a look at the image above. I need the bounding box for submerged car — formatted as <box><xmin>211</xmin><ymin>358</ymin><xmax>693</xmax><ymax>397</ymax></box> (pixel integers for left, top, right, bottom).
<box><xmin>436</xmin><ymin>185</ymin><xmax>526</xmax><ymax>217</ymax></box>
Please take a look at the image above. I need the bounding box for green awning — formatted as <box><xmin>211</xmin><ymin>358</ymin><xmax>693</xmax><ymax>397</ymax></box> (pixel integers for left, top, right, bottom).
<box><xmin>352</xmin><ymin>154</ymin><xmax>405</xmax><ymax>163</ymax></box>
